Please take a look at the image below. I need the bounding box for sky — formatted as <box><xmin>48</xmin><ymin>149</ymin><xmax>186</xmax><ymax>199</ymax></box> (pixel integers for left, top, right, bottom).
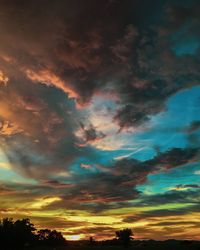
<box><xmin>0</xmin><ymin>0</ymin><xmax>200</xmax><ymax>241</ymax></box>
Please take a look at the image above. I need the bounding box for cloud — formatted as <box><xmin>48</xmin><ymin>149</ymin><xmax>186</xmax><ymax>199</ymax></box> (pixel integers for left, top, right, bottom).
<box><xmin>123</xmin><ymin>189</ymin><xmax>200</xmax><ymax>223</ymax></box>
<box><xmin>77</xmin><ymin>122</ymin><xmax>106</xmax><ymax>146</ymax></box>
<box><xmin>171</xmin><ymin>184</ymin><xmax>200</xmax><ymax>191</ymax></box>
<box><xmin>0</xmin><ymin>0</ymin><xmax>199</xmax><ymax>131</ymax></box>
<box><xmin>42</xmin><ymin>180</ymin><xmax>74</xmax><ymax>189</ymax></box>
<box><xmin>65</xmin><ymin>226</ymin><xmax>115</xmax><ymax>239</ymax></box>
<box><xmin>182</xmin><ymin>121</ymin><xmax>200</xmax><ymax>146</ymax></box>
<box><xmin>0</xmin><ymin>184</ymin><xmax>17</xmax><ymax>195</ymax></box>
<box><xmin>0</xmin><ymin>76</ymin><xmax>84</xmax><ymax>179</ymax></box>
<box><xmin>146</xmin><ymin>147</ymin><xmax>198</xmax><ymax>170</ymax></box>
<box><xmin>25</xmin><ymin>69</ymin><xmax>79</xmax><ymax>100</ymax></box>
<box><xmin>0</xmin><ymin>120</ymin><xmax>23</xmax><ymax>136</ymax></box>
<box><xmin>0</xmin><ymin>70</ymin><xmax>9</xmax><ymax>85</ymax></box>
<box><xmin>44</xmin><ymin>147</ymin><xmax>198</xmax><ymax>212</ymax></box>
<box><xmin>184</xmin><ymin>121</ymin><xmax>200</xmax><ymax>133</ymax></box>
<box><xmin>112</xmin><ymin>1</ymin><xmax>200</xmax><ymax>129</ymax></box>
<box><xmin>134</xmin><ymin>188</ymin><xmax>200</xmax><ymax>208</ymax></box>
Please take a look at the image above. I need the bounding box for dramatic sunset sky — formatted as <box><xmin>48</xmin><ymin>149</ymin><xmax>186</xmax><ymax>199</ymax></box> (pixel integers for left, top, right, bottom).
<box><xmin>0</xmin><ymin>0</ymin><xmax>200</xmax><ymax>241</ymax></box>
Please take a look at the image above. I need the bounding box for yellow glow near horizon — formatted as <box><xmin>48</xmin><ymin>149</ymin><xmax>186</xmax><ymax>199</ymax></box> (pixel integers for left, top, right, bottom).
<box><xmin>67</xmin><ymin>234</ymin><xmax>83</xmax><ymax>241</ymax></box>
<box><xmin>101</xmin><ymin>202</ymin><xmax>195</xmax><ymax>216</ymax></box>
<box><xmin>1</xmin><ymin>201</ymin><xmax>200</xmax><ymax>241</ymax></box>
<box><xmin>65</xmin><ymin>215</ymin><xmax>121</xmax><ymax>224</ymax></box>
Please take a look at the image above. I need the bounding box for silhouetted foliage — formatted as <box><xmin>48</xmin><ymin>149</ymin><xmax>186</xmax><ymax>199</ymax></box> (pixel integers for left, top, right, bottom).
<box><xmin>0</xmin><ymin>218</ymin><xmax>66</xmax><ymax>249</ymax></box>
<box><xmin>116</xmin><ymin>228</ymin><xmax>133</xmax><ymax>247</ymax></box>
<box><xmin>0</xmin><ymin>218</ymin><xmax>37</xmax><ymax>249</ymax></box>
<box><xmin>37</xmin><ymin>228</ymin><xmax>66</xmax><ymax>246</ymax></box>
<box><xmin>89</xmin><ymin>236</ymin><xmax>95</xmax><ymax>245</ymax></box>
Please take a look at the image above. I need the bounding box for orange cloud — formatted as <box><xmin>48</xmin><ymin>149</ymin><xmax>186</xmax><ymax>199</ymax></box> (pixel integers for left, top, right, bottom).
<box><xmin>0</xmin><ymin>120</ymin><xmax>23</xmax><ymax>136</ymax></box>
<box><xmin>25</xmin><ymin>69</ymin><xmax>79</xmax><ymax>100</ymax></box>
<box><xmin>0</xmin><ymin>70</ymin><xmax>9</xmax><ymax>85</ymax></box>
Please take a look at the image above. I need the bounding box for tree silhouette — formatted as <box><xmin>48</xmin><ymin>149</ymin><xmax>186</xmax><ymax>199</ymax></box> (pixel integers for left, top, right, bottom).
<box><xmin>0</xmin><ymin>218</ymin><xmax>36</xmax><ymax>249</ymax></box>
<box><xmin>37</xmin><ymin>228</ymin><xmax>66</xmax><ymax>246</ymax></box>
<box><xmin>38</xmin><ymin>229</ymin><xmax>51</xmax><ymax>241</ymax></box>
<box><xmin>116</xmin><ymin>228</ymin><xmax>133</xmax><ymax>247</ymax></box>
<box><xmin>0</xmin><ymin>218</ymin><xmax>66</xmax><ymax>249</ymax></box>
<box><xmin>0</xmin><ymin>218</ymin><xmax>14</xmax><ymax>248</ymax></box>
<box><xmin>89</xmin><ymin>236</ymin><xmax>95</xmax><ymax>245</ymax></box>
<box><xmin>13</xmin><ymin>218</ymin><xmax>36</xmax><ymax>247</ymax></box>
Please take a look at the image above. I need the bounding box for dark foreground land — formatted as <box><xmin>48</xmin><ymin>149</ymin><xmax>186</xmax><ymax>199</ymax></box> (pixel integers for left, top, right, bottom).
<box><xmin>23</xmin><ymin>240</ymin><xmax>200</xmax><ymax>250</ymax></box>
<box><xmin>1</xmin><ymin>219</ymin><xmax>200</xmax><ymax>250</ymax></box>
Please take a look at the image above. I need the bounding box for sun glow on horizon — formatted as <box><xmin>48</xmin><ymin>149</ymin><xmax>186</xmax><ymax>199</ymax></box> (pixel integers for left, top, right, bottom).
<box><xmin>67</xmin><ymin>234</ymin><xmax>84</xmax><ymax>241</ymax></box>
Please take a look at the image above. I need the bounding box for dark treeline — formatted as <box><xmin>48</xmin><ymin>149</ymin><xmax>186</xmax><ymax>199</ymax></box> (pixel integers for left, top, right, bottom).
<box><xmin>0</xmin><ymin>217</ymin><xmax>135</xmax><ymax>249</ymax></box>
<box><xmin>0</xmin><ymin>218</ymin><xmax>66</xmax><ymax>249</ymax></box>
<box><xmin>1</xmin><ymin>217</ymin><xmax>200</xmax><ymax>250</ymax></box>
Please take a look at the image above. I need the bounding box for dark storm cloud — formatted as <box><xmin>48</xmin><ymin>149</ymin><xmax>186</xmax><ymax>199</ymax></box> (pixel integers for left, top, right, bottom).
<box><xmin>113</xmin><ymin>1</ymin><xmax>200</xmax><ymax>129</ymax></box>
<box><xmin>146</xmin><ymin>147</ymin><xmax>198</xmax><ymax>169</ymax></box>
<box><xmin>182</xmin><ymin>121</ymin><xmax>200</xmax><ymax>146</ymax></box>
<box><xmin>123</xmin><ymin>189</ymin><xmax>200</xmax><ymax>223</ymax></box>
<box><xmin>79</xmin><ymin>122</ymin><xmax>106</xmax><ymax>144</ymax></box>
<box><xmin>185</xmin><ymin>121</ymin><xmax>200</xmax><ymax>133</ymax></box>
<box><xmin>0</xmin><ymin>0</ymin><xmax>199</xmax><ymax>131</ymax></box>
<box><xmin>134</xmin><ymin>188</ymin><xmax>200</xmax><ymax>208</ymax></box>
<box><xmin>0</xmin><ymin>0</ymin><xmax>137</xmax><ymax>104</ymax></box>
<box><xmin>174</xmin><ymin>184</ymin><xmax>200</xmax><ymax>190</ymax></box>
<box><xmin>46</xmin><ymin>147</ymin><xmax>198</xmax><ymax>212</ymax></box>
